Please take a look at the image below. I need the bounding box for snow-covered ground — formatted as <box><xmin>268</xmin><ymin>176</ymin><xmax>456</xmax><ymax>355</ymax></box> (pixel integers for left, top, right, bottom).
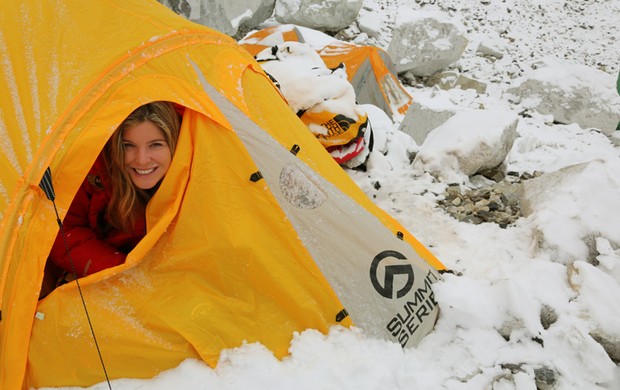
<box><xmin>48</xmin><ymin>0</ymin><xmax>620</xmax><ymax>389</ymax></box>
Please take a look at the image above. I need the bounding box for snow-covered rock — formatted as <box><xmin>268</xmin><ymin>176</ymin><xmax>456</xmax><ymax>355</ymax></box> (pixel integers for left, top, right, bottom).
<box><xmin>387</xmin><ymin>10</ymin><xmax>468</xmax><ymax>76</ymax></box>
<box><xmin>274</xmin><ymin>0</ymin><xmax>363</xmax><ymax>33</ymax></box>
<box><xmin>519</xmin><ymin>158</ymin><xmax>620</xmax><ymax>264</ymax></box>
<box><xmin>427</xmin><ymin>70</ymin><xmax>487</xmax><ymax>94</ymax></box>
<box><xmin>476</xmin><ymin>41</ymin><xmax>505</xmax><ymax>60</ymax></box>
<box><xmin>165</xmin><ymin>0</ymin><xmax>275</xmax><ymax>36</ymax></box>
<box><xmin>412</xmin><ymin>109</ymin><xmax>519</xmax><ymax>183</ymax></box>
<box><xmin>356</xmin><ymin>6</ymin><xmax>383</xmax><ymax>38</ymax></box>
<box><xmin>568</xmin><ymin>260</ymin><xmax>620</xmax><ymax>363</ymax></box>
<box><xmin>506</xmin><ymin>63</ymin><xmax>620</xmax><ymax>136</ymax></box>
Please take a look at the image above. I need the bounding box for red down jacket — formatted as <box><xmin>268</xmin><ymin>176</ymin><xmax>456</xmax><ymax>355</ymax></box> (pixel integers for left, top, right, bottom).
<box><xmin>49</xmin><ymin>155</ymin><xmax>146</xmax><ymax>277</ymax></box>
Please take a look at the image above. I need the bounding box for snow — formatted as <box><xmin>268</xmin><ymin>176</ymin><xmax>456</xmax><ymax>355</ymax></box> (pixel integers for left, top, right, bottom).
<box><xmin>45</xmin><ymin>0</ymin><xmax>620</xmax><ymax>388</ymax></box>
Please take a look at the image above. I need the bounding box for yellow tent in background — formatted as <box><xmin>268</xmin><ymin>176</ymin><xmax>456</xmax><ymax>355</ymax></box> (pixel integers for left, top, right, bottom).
<box><xmin>240</xmin><ymin>24</ymin><xmax>413</xmax><ymax>119</ymax></box>
<box><xmin>0</xmin><ymin>0</ymin><xmax>444</xmax><ymax>388</ymax></box>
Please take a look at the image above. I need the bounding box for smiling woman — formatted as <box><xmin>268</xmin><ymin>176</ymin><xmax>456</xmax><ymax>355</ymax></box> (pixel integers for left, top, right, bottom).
<box><xmin>42</xmin><ymin>102</ymin><xmax>181</xmax><ymax>294</ymax></box>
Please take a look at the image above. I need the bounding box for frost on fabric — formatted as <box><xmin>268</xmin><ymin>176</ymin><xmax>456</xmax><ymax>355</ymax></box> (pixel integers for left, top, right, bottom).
<box><xmin>18</xmin><ymin>3</ymin><xmax>42</xmax><ymax>147</ymax></box>
<box><xmin>0</xmin><ymin>108</ymin><xmax>21</xmax><ymax>175</ymax></box>
<box><xmin>0</xmin><ymin>31</ymin><xmax>27</xmax><ymax>174</ymax></box>
<box><xmin>89</xmin><ymin>268</ymin><xmax>175</xmax><ymax>347</ymax></box>
<box><xmin>0</xmin><ymin>181</ymin><xmax>7</xmax><ymax>220</ymax></box>
<box><xmin>46</xmin><ymin>49</ymin><xmax>60</xmax><ymax>125</ymax></box>
<box><xmin>279</xmin><ymin>163</ymin><xmax>327</xmax><ymax>209</ymax></box>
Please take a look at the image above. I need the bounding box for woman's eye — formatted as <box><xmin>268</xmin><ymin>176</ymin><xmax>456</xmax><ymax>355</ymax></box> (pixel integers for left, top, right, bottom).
<box><xmin>150</xmin><ymin>142</ymin><xmax>166</xmax><ymax>148</ymax></box>
<box><xmin>123</xmin><ymin>143</ymin><xmax>134</xmax><ymax>149</ymax></box>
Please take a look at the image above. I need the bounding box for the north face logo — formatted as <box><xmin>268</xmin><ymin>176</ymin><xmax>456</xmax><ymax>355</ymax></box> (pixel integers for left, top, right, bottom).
<box><xmin>321</xmin><ymin>114</ymin><xmax>356</xmax><ymax>140</ymax></box>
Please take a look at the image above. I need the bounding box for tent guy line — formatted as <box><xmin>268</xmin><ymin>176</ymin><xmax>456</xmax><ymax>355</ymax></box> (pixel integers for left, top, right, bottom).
<box><xmin>39</xmin><ymin>167</ymin><xmax>113</xmax><ymax>389</ymax></box>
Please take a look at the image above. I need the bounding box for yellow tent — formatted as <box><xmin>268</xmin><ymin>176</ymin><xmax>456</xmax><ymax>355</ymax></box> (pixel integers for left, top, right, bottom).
<box><xmin>240</xmin><ymin>24</ymin><xmax>413</xmax><ymax>119</ymax></box>
<box><xmin>0</xmin><ymin>0</ymin><xmax>444</xmax><ymax>388</ymax></box>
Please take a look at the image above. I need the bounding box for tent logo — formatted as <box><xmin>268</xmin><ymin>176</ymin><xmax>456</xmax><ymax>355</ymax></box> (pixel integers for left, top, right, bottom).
<box><xmin>369</xmin><ymin>250</ymin><xmax>414</xmax><ymax>299</ymax></box>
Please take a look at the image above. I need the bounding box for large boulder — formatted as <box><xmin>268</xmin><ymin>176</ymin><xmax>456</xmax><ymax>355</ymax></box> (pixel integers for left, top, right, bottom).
<box><xmin>518</xmin><ymin>158</ymin><xmax>620</xmax><ymax>264</ymax></box>
<box><xmin>506</xmin><ymin>63</ymin><xmax>620</xmax><ymax>136</ymax></box>
<box><xmin>387</xmin><ymin>10</ymin><xmax>468</xmax><ymax>76</ymax></box>
<box><xmin>161</xmin><ymin>0</ymin><xmax>275</xmax><ymax>37</ymax></box>
<box><xmin>412</xmin><ymin>109</ymin><xmax>519</xmax><ymax>183</ymax></box>
<box><xmin>274</xmin><ymin>0</ymin><xmax>363</xmax><ymax>33</ymax></box>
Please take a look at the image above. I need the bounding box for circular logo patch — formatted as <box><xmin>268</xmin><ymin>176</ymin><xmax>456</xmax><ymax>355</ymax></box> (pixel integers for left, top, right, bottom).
<box><xmin>369</xmin><ymin>250</ymin><xmax>415</xmax><ymax>299</ymax></box>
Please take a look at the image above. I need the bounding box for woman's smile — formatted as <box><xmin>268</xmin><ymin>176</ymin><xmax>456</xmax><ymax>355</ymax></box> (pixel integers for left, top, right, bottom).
<box><xmin>133</xmin><ymin>167</ymin><xmax>157</xmax><ymax>175</ymax></box>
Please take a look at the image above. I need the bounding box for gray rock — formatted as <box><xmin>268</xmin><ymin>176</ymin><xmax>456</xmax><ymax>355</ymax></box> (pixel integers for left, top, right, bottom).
<box><xmin>540</xmin><ymin>304</ymin><xmax>558</xmax><ymax>330</ymax></box>
<box><xmin>162</xmin><ymin>0</ymin><xmax>275</xmax><ymax>37</ymax></box>
<box><xmin>387</xmin><ymin>11</ymin><xmax>468</xmax><ymax>76</ymax></box>
<box><xmin>398</xmin><ymin>99</ymin><xmax>460</xmax><ymax>146</ymax></box>
<box><xmin>476</xmin><ymin>42</ymin><xmax>504</xmax><ymax>59</ymax></box>
<box><xmin>534</xmin><ymin>366</ymin><xmax>558</xmax><ymax>390</ymax></box>
<box><xmin>158</xmin><ymin>0</ymin><xmax>191</xmax><ymax>18</ymax></box>
<box><xmin>274</xmin><ymin>0</ymin><xmax>363</xmax><ymax>33</ymax></box>
<box><xmin>506</xmin><ymin>63</ymin><xmax>620</xmax><ymax>136</ymax></box>
<box><xmin>590</xmin><ymin>331</ymin><xmax>620</xmax><ymax>364</ymax></box>
<box><xmin>427</xmin><ymin>71</ymin><xmax>488</xmax><ymax>94</ymax></box>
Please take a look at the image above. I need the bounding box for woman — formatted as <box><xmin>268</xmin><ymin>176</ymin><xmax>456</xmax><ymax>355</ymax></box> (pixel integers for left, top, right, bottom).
<box><xmin>48</xmin><ymin>101</ymin><xmax>181</xmax><ymax>279</ymax></box>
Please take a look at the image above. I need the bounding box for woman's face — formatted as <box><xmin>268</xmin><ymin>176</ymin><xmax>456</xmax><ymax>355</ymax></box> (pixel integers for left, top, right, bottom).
<box><xmin>122</xmin><ymin>121</ymin><xmax>172</xmax><ymax>190</ymax></box>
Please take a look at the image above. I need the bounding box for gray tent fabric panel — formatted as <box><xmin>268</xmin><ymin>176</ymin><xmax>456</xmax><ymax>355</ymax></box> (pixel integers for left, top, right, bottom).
<box><xmin>191</xmin><ymin>60</ymin><xmax>440</xmax><ymax>347</ymax></box>
<box><xmin>351</xmin><ymin>58</ymin><xmax>391</xmax><ymax>116</ymax></box>
<box><xmin>350</xmin><ymin>54</ymin><xmax>412</xmax><ymax>119</ymax></box>
<box><xmin>378</xmin><ymin>49</ymin><xmax>398</xmax><ymax>76</ymax></box>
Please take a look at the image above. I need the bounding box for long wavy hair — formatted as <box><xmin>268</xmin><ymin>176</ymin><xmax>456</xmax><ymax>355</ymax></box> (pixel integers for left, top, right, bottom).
<box><xmin>103</xmin><ymin>101</ymin><xmax>181</xmax><ymax>232</ymax></box>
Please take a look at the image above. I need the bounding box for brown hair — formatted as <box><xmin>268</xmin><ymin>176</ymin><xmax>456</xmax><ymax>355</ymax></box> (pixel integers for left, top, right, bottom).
<box><xmin>104</xmin><ymin>101</ymin><xmax>181</xmax><ymax>232</ymax></box>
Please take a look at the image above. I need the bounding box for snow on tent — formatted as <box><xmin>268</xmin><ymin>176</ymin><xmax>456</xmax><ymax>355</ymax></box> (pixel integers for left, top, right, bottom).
<box><xmin>0</xmin><ymin>1</ymin><xmax>444</xmax><ymax>388</ymax></box>
<box><xmin>251</xmin><ymin>41</ymin><xmax>373</xmax><ymax>168</ymax></box>
<box><xmin>239</xmin><ymin>24</ymin><xmax>413</xmax><ymax>119</ymax></box>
